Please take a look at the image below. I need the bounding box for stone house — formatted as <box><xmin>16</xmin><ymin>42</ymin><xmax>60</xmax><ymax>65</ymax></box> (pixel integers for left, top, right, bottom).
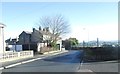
<box><xmin>18</xmin><ymin>31</ymin><xmax>32</xmax><ymax>44</ymax></box>
<box><xmin>17</xmin><ymin>27</ymin><xmax>62</xmax><ymax>52</ymax></box>
<box><xmin>31</xmin><ymin>27</ymin><xmax>51</xmax><ymax>43</ymax></box>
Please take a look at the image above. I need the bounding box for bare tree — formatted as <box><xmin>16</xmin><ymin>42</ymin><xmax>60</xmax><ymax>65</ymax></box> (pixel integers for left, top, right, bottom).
<box><xmin>36</xmin><ymin>15</ymin><xmax>70</xmax><ymax>46</ymax></box>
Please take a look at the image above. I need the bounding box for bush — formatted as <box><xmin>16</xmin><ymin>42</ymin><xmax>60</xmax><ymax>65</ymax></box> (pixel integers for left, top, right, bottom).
<box><xmin>84</xmin><ymin>47</ymin><xmax>118</xmax><ymax>61</ymax></box>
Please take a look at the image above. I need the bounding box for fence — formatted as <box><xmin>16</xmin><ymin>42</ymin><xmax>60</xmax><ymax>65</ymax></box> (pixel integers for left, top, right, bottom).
<box><xmin>0</xmin><ymin>51</ymin><xmax>33</xmax><ymax>62</ymax></box>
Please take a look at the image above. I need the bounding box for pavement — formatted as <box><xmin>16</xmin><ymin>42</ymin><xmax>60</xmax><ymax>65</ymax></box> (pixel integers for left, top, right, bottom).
<box><xmin>79</xmin><ymin>60</ymin><xmax>119</xmax><ymax>73</ymax></box>
<box><xmin>0</xmin><ymin>50</ymin><xmax>68</xmax><ymax>70</ymax></box>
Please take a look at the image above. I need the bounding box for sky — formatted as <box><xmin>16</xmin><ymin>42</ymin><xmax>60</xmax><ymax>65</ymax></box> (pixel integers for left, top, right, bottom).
<box><xmin>1</xmin><ymin>2</ymin><xmax>118</xmax><ymax>42</ymax></box>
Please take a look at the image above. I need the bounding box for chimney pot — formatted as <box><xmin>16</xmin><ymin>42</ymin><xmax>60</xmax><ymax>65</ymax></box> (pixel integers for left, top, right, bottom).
<box><xmin>39</xmin><ymin>26</ymin><xmax>41</xmax><ymax>30</ymax></box>
<box><xmin>33</xmin><ymin>28</ymin><xmax>35</xmax><ymax>32</ymax></box>
<box><xmin>43</xmin><ymin>28</ymin><xmax>45</xmax><ymax>31</ymax></box>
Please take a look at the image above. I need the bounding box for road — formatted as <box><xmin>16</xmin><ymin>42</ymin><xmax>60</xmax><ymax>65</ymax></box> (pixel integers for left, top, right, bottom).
<box><xmin>2</xmin><ymin>50</ymin><xmax>84</xmax><ymax>72</ymax></box>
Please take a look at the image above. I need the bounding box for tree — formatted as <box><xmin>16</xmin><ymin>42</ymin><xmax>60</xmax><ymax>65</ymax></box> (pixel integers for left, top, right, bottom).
<box><xmin>69</xmin><ymin>38</ymin><xmax>79</xmax><ymax>46</ymax></box>
<box><xmin>63</xmin><ymin>38</ymin><xmax>79</xmax><ymax>50</ymax></box>
<box><xmin>36</xmin><ymin>15</ymin><xmax>70</xmax><ymax>47</ymax></box>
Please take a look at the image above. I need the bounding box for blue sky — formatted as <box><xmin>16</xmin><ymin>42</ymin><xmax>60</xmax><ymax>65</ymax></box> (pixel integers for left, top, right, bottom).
<box><xmin>1</xmin><ymin>2</ymin><xmax>118</xmax><ymax>42</ymax></box>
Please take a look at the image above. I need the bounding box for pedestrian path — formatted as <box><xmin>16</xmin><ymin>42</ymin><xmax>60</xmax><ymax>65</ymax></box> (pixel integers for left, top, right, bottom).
<box><xmin>79</xmin><ymin>60</ymin><xmax>118</xmax><ymax>72</ymax></box>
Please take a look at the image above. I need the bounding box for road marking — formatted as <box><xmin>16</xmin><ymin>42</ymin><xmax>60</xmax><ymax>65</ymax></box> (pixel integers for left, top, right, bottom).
<box><xmin>5</xmin><ymin>62</ymin><xmax>22</xmax><ymax>69</ymax></box>
<box><xmin>35</xmin><ymin>57</ymin><xmax>42</xmax><ymax>60</ymax></box>
<box><xmin>21</xmin><ymin>59</ymin><xmax>35</xmax><ymax>64</ymax></box>
<box><xmin>76</xmin><ymin>60</ymin><xmax>84</xmax><ymax>71</ymax></box>
<box><xmin>0</xmin><ymin>67</ymin><xmax>4</xmax><ymax>70</ymax></box>
<box><xmin>81</xmin><ymin>61</ymin><xmax>84</xmax><ymax>66</ymax></box>
<box><xmin>78</xmin><ymin>69</ymin><xmax>93</xmax><ymax>72</ymax></box>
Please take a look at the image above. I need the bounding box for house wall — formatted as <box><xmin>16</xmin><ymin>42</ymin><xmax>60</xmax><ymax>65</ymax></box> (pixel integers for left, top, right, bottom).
<box><xmin>0</xmin><ymin>26</ymin><xmax>4</xmax><ymax>54</ymax></box>
<box><xmin>19</xmin><ymin>32</ymin><xmax>31</xmax><ymax>44</ymax></box>
<box><xmin>31</xmin><ymin>30</ymin><xmax>43</xmax><ymax>43</ymax></box>
<box><xmin>22</xmin><ymin>44</ymin><xmax>37</xmax><ymax>53</ymax></box>
<box><xmin>56</xmin><ymin>39</ymin><xmax>62</xmax><ymax>51</ymax></box>
<box><xmin>8</xmin><ymin>45</ymin><xmax>22</xmax><ymax>52</ymax></box>
<box><xmin>37</xmin><ymin>43</ymin><xmax>47</xmax><ymax>52</ymax></box>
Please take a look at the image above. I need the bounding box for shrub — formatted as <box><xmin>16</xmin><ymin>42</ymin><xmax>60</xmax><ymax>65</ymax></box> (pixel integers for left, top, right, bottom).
<box><xmin>84</xmin><ymin>47</ymin><xmax>118</xmax><ymax>61</ymax></box>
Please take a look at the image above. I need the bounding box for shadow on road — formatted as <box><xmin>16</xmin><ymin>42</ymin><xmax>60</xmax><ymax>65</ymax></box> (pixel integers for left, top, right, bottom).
<box><xmin>43</xmin><ymin>50</ymin><xmax>84</xmax><ymax>64</ymax></box>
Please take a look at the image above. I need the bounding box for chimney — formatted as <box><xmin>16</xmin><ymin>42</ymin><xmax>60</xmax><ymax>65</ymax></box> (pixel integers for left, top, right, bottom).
<box><xmin>39</xmin><ymin>26</ymin><xmax>41</xmax><ymax>31</ymax></box>
<box><xmin>46</xmin><ymin>27</ymin><xmax>49</xmax><ymax>32</ymax></box>
<box><xmin>33</xmin><ymin>28</ymin><xmax>35</xmax><ymax>32</ymax></box>
<box><xmin>43</xmin><ymin>28</ymin><xmax>45</xmax><ymax>31</ymax></box>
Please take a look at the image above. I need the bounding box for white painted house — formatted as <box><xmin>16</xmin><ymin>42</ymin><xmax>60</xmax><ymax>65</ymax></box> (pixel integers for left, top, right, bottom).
<box><xmin>0</xmin><ymin>23</ymin><xmax>5</xmax><ymax>54</ymax></box>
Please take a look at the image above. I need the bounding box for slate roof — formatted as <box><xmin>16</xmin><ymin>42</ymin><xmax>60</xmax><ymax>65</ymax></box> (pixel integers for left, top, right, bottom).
<box><xmin>23</xmin><ymin>31</ymin><xmax>32</xmax><ymax>34</ymax></box>
<box><xmin>39</xmin><ymin>30</ymin><xmax>52</xmax><ymax>35</ymax></box>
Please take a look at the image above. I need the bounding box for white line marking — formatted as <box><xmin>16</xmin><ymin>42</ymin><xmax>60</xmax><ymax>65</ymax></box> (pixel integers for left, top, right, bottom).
<box><xmin>0</xmin><ymin>67</ymin><xmax>4</xmax><ymax>70</ymax></box>
<box><xmin>78</xmin><ymin>69</ymin><xmax>93</xmax><ymax>72</ymax></box>
<box><xmin>5</xmin><ymin>62</ymin><xmax>21</xmax><ymax>68</ymax></box>
<box><xmin>81</xmin><ymin>60</ymin><xmax>84</xmax><ymax>66</ymax></box>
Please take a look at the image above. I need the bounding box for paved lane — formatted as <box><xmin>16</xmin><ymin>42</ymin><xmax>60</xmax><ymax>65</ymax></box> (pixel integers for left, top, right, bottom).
<box><xmin>43</xmin><ymin>50</ymin><xmax>83</xmax><ymax>63</ymax></box>
<box><xmin>2</xmin><ymin>50</ymin><xmax>84</xmax><ymax>72</ymax></box>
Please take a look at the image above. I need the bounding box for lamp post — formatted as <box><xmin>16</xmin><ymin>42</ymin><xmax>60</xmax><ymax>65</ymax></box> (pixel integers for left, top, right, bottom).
<box><xmin>2</xmin><ymin>27</ymin><xmax>4</xmax><ymax>53</ymax></box>
<box><xmin>0</xmin><ymin>23</ymin><xmax>5</xmax><ymax>54</ymax></box>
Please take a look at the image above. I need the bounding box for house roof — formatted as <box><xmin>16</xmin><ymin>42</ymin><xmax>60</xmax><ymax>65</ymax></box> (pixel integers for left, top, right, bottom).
<box><xmin>24</xmin><ymin>31</ymin><xmax>32</xmax><ymax>34</ymax></box>
<box><xmin>33</xmin><ymin>27</ymin><xmax>52</xmax><ymax>36</ymax></box>
<box><xmin>39</xmin><ymin>30</ymin><xmax>52</xmax><ymax>35</ymax></box>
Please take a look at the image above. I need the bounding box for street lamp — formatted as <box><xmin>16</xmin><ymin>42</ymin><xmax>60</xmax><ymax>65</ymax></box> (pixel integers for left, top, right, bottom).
<box><xmin>0</xmin><ymin>23</ymin><xmax>5</xmax><ymax>53</ymax></box>
<box><xmin>2</xmin><ymin>27</ymin><xmax>4</xmax><ymax>53</ymax></box>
